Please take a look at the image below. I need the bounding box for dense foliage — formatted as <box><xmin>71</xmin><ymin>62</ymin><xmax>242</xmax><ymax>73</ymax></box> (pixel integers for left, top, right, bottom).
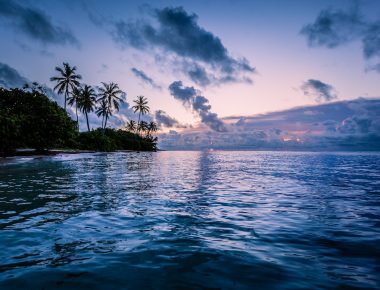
<box><xmin>78</xmin><ymin>128</ymin><xmax>157</xmax><ymax>152</ymax></box>
<box><xmin>0</xmin><ymin>87</ymin><xmax>157</xmax><ymax>156</ymax></box>
<box><xmin>0</xmin><ymin>87</ymin><xmax>78</xmax><ymax>155</ymax></box>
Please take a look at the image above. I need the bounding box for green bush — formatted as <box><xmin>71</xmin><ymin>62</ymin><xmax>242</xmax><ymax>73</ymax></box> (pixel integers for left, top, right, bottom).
<box><xmin>0</xmin><ymin>87</ymin><xmax>78</xmax><ymax>154</ymax></box>
<box><xmin>77</xmin><ymin>128</ymin><xmax>156</xmax><ymax>152</ymax></box>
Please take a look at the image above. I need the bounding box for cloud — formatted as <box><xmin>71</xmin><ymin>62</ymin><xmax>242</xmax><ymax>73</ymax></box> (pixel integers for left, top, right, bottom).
<box><xmin>159</xmin><ymin>98</ymin><xmax>380</xmax><ymax>151</ymax></box>
<box><xmin>362</xmin><ymin>22</ymin><xmax>380</xmax><ymax>61</ymax></box>
<box><xmin>131</xmin><ymin>67</ymin><xmax>161</xmax><ymax>90</ymax></box>
<box><xmin>300</xmin><ymin>6</ymin><xmax>364</xmax><ymax>48</ymax></box>
<box><xmin>301</xmin><ymin>79</ymin><xmax>338</xmax><ymax>102</ymax></box>
<box><xmin>186</xmin><ymin>63</ymin><xmax>211</xmax><ymax>87</ymax></box>
<box><xmin>113</xmin><ymin>6</ymin><xmax>255</xmax><ymax>86</ymax></box>
<box><xmin>168</xmin><ymin>80</ymin><xmax>197</xmax><ymax>104</ymax></box>
<box><xmin>0</xmin><ymin>62</ymin><xmax>28</xmax><ymax>88</ymax></box>
<box><xmin>300</xmin><ymin>5</ymin><xmax>380</xmax><ymax>72</ymax></box>
<box><xmin>168</xmin><ymin>81</ymin><xmax>227</xmax><ymax>132</ymax></box>
<box><xmin>0</xmin><ymin>0</ymin><xmax>79</xmax><ymax>46</ymax></box>
<box><xmin>154</xmin><ymin>110</ymin><xmax>183</xmax><ymax>128</ymax></box>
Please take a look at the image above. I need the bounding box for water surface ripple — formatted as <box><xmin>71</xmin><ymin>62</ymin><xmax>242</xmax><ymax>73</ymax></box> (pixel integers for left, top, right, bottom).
<box><xmin>0</xmin><ymin>151</ymin><xmax>379</xmax><ymax>289</ymax></box>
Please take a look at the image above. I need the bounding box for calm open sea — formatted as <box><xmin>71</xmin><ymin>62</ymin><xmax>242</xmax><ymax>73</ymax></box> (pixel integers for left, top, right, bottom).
<box><xmin>0</xmin><ymin>151</ymin><xmax>379</xmax><ymax>289</ymax></box>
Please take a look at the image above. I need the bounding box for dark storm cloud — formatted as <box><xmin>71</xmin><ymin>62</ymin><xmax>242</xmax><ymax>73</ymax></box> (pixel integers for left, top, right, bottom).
<box><xmin>154</xmin><ymin>110</ymin><xmax>181</xmax><ymax>128</ymax></box>
<box><xmin>113</xmin><ymin>6</ymin><xmax>255</xmax><ymax>86</ymax></box>
<box><xmin>301</xmin><ymin>79</ymin><xmax>337</xmax><ymax>102</ymax></box>
<box><xmin>131</xmin><ymin>67</ymin><xmax>161</xmax><ymax>90</ymax></box>
<box><xmin>168</xmin><ymin>81</ymin><xmax>227</xmax><ymax>132</ymax></box>
<box><xmin>301</xmin><ymin>5</ymin><xmax>380</xmax><ymax>72</ymax></box>
<box><xmin>0</xmin><ymin>0</ymin><xmax>78</xmax><ymax>46</ymax></box>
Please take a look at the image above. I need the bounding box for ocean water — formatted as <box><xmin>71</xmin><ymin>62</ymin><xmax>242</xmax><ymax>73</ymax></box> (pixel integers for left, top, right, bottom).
<box><xmin>0</xmin><ymin>151</ymin><xmax>379</xmax><ymax>289</ymax></box>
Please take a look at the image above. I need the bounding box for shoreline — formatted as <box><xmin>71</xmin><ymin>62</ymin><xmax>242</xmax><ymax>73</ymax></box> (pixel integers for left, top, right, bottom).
<box><xmin>1</xmin><ymin>148</ymin><xmax>160</xmax><ymax>159</ymax></box>
<box><xmin>1</xmin><ymin>149</ymin><xmax>96</xmax><ymax>158</ymax></box>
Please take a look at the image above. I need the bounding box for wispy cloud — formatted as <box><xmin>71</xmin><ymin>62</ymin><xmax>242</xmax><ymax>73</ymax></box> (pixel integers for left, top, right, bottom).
<box><xmin>0</xmin><ymin>0</ymin><xmax>79</xmax><ymax>46</ymax></box>
<box><xmin>131</xmin><ymin>67</ymin><xmax>161</xmax><ymax>90</ymax></box>
<box><xmin>168</xmin><ymin>81</ymin><xmax>227</xmax><ymax>132</ymax></box>
<box><xmin>154</xmin><ymin>110</ymin><xmax>184</xmax><ymax>128</ymax></box>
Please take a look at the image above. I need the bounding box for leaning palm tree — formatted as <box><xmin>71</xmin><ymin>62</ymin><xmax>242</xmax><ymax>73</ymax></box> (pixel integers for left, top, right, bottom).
<box><xmin>132</xmin><ymin>96</ymin><xmax>150</xmax><ymax>133</ymax></box>
<box><xmin>97</xmin><ymin>82</ymin><xmax>123</xmax><ymax>128</ymax></box>
<box><xmin>147</xmin><ymin>121</ymin><xmax>158</xmax><ymax>137</ymax></box>
<box><xmin>67</xmin><ymin>86</ymin><xmax>81</xmax><ymax>123</ymax></box>
<box><xmin>78</xmin><ymin>85</ymin><xmax>96</xmax><ymax>131</ymax></box>
<box><xmin>126</xmin><ymin>120</ymin><xmax>137</xmax><ymax>132</ymax></box>
<box><xmin>50</xmin><ymin>63</ymin><xmax>82</xmax><ymax>110</ymax></box>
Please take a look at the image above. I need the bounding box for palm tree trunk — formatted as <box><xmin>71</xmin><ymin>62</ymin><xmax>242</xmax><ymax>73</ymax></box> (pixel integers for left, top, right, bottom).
<box><xmin>104</xmin><ymin>114</ymin><xmax>108</xmax><ymax>129</ymax></box>
<box><xmin>75</xmin><ymin>105</ymin><xmax>79</xmax><ymax>124</ymax></box>
<box><xmin>85</xmin><ymin>111</ymin><xmax>90</xmax><ymax>131</ymax></box>
<box><xmin>136</xmin><ymin>111</ymin><xmax>141</xmax><ymax>134</ymax></box>
<box><xmin>64</xmin><ymin>90</ymin><xmax>68</xmax><ymax>110</ymax></box>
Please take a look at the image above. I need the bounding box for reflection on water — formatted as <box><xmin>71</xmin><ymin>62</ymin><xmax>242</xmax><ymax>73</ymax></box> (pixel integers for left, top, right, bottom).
<box><xmin>0</xmin><ymin>151</ymin><xmax>380</xmax><ymax>289</ymax></box>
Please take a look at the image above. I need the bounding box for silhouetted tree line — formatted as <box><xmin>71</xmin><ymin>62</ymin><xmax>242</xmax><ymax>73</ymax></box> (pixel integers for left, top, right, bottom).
<box><xmin>0</xmin><ymin>63</ymin><xmax>158</xmax><ymax>156</ymax></box>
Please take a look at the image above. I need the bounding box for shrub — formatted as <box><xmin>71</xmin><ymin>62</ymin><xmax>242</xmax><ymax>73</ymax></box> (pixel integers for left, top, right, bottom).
<box><xmin>0</xmin><ymin>87</ymin><xmax>78</xmax><ymax>154</ymax></box>
<box><xmin>77</xmin><ymin>128</ymin><xmax>156</xmax><ymax>151</ymax></box>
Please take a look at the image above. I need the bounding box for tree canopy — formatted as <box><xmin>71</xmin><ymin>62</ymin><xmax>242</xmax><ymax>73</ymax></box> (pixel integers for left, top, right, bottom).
<box><xmin>0</xmin><ymin>87</ymin><xmax>78</xmax><ymax>154</ymax></box>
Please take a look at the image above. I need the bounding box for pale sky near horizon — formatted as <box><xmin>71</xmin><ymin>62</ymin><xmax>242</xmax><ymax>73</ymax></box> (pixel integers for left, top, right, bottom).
<box><xmin>0</xmin><ymin>0</ymin><xmax>379</xmax><ymax>127</ymax></box>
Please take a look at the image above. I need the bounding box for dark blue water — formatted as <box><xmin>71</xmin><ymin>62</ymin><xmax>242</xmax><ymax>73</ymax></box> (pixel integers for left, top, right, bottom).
<box><xmin>0</xmin><ymin>151</ymin><xmax>380</xmax><ymax>289</ymax></box>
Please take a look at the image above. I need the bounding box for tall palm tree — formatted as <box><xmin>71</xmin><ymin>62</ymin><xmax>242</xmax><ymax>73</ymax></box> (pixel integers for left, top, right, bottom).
<box><xmin>96</xmin><ymin>99</ymin><xmax>111</xmax><ymax>129</ymax></box>
<box><xmin>50</xmin><ymin>63</ymin><xmax>82</xmax><ymax>110</ymax></box>
<box><xmin>78</xmin><ymin>85</ymin><xmax>96</xmax><ymax>132</ymax></box>
<box><xmin>97</xmin><ymin>82</ymin><xmax>123</xmax><ymax>128</ymax></box>
<box><xmin>147</xmin><ymin>121</ymin><xmax>158</xmax><ymax>137</ymax></box>
<box><xmin>126</xmin><ymin>120</ymin><xmax>137</xmax><ymax>132</ymax></box>
<box><xmin>132</xmin><ymin>96</ymin><xmax>150</xmax><ymax>133</ymax></box>
<box><xmin>67</xmin><ymin>86</ymin><xmax>81</xmax><ymax>123</ymax></box>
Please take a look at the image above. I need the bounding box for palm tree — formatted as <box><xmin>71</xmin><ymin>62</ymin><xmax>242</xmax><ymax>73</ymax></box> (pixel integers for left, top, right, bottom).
<box><xmin>67</xmin><ymin>86</ymin><xmax>81</xmax><ymax>123</ymax></box>
<box><xmin>96</xmin><ymin>99</ymin><xmax>111</xmax><ymax>129</ymax></box>
<box><xmin>132</xmin><ymin>96</ymin><xmax>150</xmax><ymax>133</ymax></box>
<box><xmin>138</xmin><ymin>120</ymin><xmax>149</xmax><ymax>135</ymax></box>
<box><xmin>78</xmin><ymin>85</ymin><xmax>96</xmax><ymax>131</ymax></box>
<box><xmin>50</xmin><ymin>63</ymin><xmax>82</xmax><ymax>110</ymax></box>
<box><xmin>97</xmin><ymin>82</ymin><xmax>123</xmax><ymax>128</ymax></box>
<box><xmin>147</xmin><ymin>121</ymin><xmax>158</xmax><ymax>137</ymax></box>
<box><xmin>126</xmin><ymin>120</ymin><xmax>137</xmax><ymax>132</ymax></box>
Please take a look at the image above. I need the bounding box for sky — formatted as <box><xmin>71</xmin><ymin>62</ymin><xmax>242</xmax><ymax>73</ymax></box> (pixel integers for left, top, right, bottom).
<box><xmin>0</xmin><ymin>0</ymin><xmax>379</xmax><ymax>150</ymax></box>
